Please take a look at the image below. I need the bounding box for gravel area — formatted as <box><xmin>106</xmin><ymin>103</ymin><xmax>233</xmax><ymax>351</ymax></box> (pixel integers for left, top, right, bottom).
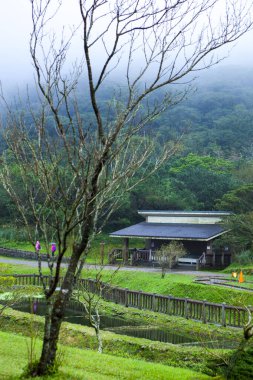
<box><xmin>0</xmin><ymin>256</ymin><xmax>225</xmax><ymax>277</ymax></box>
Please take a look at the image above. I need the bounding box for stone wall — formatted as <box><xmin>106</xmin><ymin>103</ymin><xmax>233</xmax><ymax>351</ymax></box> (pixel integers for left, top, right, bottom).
<box><xmin>0</xmin><ymin>247</ymin><xmax>69</xmax><ymax>262</ymax></box>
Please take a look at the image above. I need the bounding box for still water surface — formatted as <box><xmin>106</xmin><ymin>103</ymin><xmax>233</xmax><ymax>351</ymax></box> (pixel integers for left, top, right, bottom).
<box><xmin>11</xmin><ymin>299</ymin><xmax>236</xmax><ymax>348</ymax></box>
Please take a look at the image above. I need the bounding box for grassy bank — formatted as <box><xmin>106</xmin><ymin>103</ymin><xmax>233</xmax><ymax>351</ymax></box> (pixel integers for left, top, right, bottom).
<box><xmin>99</xmin><ymin>299</ymin><xmax>242</xmax><ymax>342</ymax></box>
<box><xmin>0</xmin><ymin>330</ymin><xmax>212</xmax><ymax>380</ymax></box>
<box><xmin>83</xmin><ymin>269</ymin><xmax>253</xmax><ymax>306</ymax></box>
<box><xmin>1</xmin><ymin>260</ymin><xmax>253</xmax><ymax>306</ymax></box>
<box><xmin>223</xmin><ymin>263</ymin><xmax>253</xmax><ymax>275</ymax></box>
<box><xmin>0</xmin><ymin>307</ymin><xmax>232</xmax><ymax>377</ymax></box>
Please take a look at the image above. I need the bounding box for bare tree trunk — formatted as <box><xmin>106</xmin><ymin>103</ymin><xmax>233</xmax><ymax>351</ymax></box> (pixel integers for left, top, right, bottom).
<box><xmin>36</xmin><ymin>246</ymin><xmax>84</xmax><ymax>375</ymax></box>
<box><xmin>36</xmin><ymin>300</ymin><xmax>62</xmax><ymax>375</ymax></box>
<box><xmin>95</xmin><ymin>325</ymin><xmax>103</xmax><ymax>354</ymax></box>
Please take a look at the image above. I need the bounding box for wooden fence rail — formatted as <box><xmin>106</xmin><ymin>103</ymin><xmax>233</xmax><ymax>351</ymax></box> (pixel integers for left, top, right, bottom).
<box><xmin>4</xmin><ymin>274</ymin><xmax>251</xmax><ymax>328</ymax></box>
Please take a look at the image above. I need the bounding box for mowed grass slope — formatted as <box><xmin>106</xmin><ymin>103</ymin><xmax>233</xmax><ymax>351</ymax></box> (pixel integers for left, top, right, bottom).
<box><xmin>1</xmin><ymin>260</ymin><xmax>253</xmax><ymax>306</ymax></box>
<box><xmin>0</xmin><ymin>331</ymin><xmax>211</xmax><ymax>380</ymax></box>
<box><xmin>84</xmin><ymin>269</ymin><xmax>253</xmax><ymax>306</ymax></box>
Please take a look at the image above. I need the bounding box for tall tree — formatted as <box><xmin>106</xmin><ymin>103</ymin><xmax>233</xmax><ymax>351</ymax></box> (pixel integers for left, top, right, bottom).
<box><xmin>216</xmin><ymin>184</ymin><xmax>253</xmax><ymax>213</ymax></box>
<box><xmin>0</xmin><ymin>0</ymin><xmax>252</xmax><ymax>376</ymax></box>
<box><xmin>168</xmin><ymin>153</ymin><xmax>236</xmax><ymax>209</ymax></box>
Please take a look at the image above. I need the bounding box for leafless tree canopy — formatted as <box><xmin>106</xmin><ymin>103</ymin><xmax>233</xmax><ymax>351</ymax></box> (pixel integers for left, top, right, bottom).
<box><xmin>0</xmin><ymin>0</ymin><xmax>252</xmax><ymax>375</ymax></box>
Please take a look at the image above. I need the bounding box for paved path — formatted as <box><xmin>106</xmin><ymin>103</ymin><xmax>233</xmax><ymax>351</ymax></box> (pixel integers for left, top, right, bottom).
<box><xmin>0</xmin><ymin>256</ymin><xmax>225</xmax><ymax>277</ymax></box>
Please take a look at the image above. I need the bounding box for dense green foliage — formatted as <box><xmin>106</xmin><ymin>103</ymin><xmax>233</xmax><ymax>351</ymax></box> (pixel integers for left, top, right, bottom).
<box><xmin>225</xmin><ymin>343</ymin><xmax>253</xmax><ymax>380</ymax></box>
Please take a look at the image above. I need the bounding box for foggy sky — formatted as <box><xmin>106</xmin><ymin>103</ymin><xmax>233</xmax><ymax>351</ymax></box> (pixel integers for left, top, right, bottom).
<box><xmin>1</xmin><ymin>0</ymin><xmax>253</xmax><ymax>91</ymax></box>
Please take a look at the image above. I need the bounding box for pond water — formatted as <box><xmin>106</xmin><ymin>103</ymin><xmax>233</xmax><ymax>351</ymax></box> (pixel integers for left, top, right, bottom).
<box><xmin>9</xmin><ymin>299</ymin><xmax>237</xmax><ymax>348</ymax></box>
<box><xmin>106</xmin><ymin>326</ymin><xmax>195</xmax><ymax>345</ymax></box>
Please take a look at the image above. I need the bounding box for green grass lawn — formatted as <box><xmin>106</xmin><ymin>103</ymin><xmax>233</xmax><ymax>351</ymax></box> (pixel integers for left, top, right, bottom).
<box><xmin>0</xmin><ymin>259</ymin><xmax>62</xmax><ymax>276</ymax></box>
<box><xmin>0</xmin><ymin>330</ymin><xmax>211</xmax><ymax>380</ymax></box>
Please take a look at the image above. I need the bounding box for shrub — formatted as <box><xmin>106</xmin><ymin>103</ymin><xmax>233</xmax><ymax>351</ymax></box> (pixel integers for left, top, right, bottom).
<box><xmin>0</xmin><ymin>276</ymin><xmax>15</xmax><ymax>291</ymax></box>
<box><xmin>234</xmin><ymin>250</ymin><xmax>253</xmax><ymax>265</ymax></box>
<box><xmin>225</xmin><ymin>344</ymin><xmax>253</xmax><ymax>379</ymax></box>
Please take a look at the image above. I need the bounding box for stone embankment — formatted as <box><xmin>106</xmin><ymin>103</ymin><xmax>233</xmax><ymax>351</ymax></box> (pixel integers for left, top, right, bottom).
<box><xmin>0</xmin><ymin>247</ymin><xmax>69</xmax><ymax>263</ymax></box>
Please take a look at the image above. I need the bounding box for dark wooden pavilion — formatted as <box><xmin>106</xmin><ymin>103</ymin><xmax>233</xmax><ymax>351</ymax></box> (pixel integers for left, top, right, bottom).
<box><xmin>109</xmin><ymin>210</ymin><xmax>231</xmax><ymax>269</ymax></box>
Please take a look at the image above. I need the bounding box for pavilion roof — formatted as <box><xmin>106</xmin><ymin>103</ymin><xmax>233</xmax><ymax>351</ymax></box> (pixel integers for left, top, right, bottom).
<box><xmin>110</xmin><ymin>222</ymin><xmax>226</xmax><ymax>241</ymax></box>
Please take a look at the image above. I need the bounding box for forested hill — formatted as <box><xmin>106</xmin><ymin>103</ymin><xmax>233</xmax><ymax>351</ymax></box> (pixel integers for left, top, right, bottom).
<box><xmin>1</xmin><ymin>66</ymin><xmax>253</xmax><ymax>229</ymax></box>
<box><xmin>151</xmin><ymin>66</ymin><xmax>253</xmax><ymax>158</ymax></box>
<box><xmin>108</xmin><ymin>66</ymin><xmax>253</xmax><ymax>228</ymax></box>
<box><xmin>1</xmin><ymin>66</ymin><xmax>253</xmax><ymax>158</ymax></box>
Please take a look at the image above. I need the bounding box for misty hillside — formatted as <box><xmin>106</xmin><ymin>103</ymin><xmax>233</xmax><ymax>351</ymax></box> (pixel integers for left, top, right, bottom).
<box><xmin>107</xmin><ymin>66</ymin><xmax>253</xmax><ymax>228</ymax></box>
<box><xmin>148</xmin><ymin>66</ymin><xmax>253</xmax><ymax>158</ymax></box>
<box><xmin>1</xmin><ymin>66</ymin><xmax>253</xmax><ymax>228</ymax></box>
<box><xmin>1</xmin><ymin>66</ymin><xmax>253</xmax><ymax>158</ymax></box>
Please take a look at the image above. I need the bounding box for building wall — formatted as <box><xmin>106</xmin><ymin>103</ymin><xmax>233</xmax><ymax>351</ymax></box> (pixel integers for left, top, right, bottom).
<box><xmin>146</xmin><ymin>215</ymin><xmax>222</xmax><ymax>224</ymax></box>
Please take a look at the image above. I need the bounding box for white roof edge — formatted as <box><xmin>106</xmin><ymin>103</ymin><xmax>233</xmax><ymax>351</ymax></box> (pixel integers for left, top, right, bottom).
<box><xmin>109</xmin><ymin>234</ymin><xmax>217</xmax><ymax>241</ymax></box>
<box><xmin>138</xmin><ymin>210</ymin><xmax>231</xmax><ymax>217</ymax></box>
<box><xmin>109</xmin><ymin>231</ymin><xmax>228</xmax><ymax>241</ymax></box>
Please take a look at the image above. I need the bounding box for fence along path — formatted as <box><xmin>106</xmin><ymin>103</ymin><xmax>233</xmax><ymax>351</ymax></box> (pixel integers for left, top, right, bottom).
<box><xmin>9</xmin><ymin>274</ymin><xmax>251</xmax><ymax>328</ymax></box>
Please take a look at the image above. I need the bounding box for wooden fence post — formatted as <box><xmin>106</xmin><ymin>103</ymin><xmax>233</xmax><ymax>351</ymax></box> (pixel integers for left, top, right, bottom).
<box><xmin>125</xmin><ymin>288</ymin><xmax>129</xmax><ymax>307</ymax></box>
<box><xmin>185</xmin><ymin>297</ymin><xmax>189</xmax><ymax>319</ymax></box>
<box><xmin>202</xmin><ymin>300</ymin><xmax>207</xmax><ymax>324</ymax></box>
<box><xmin>167</xmin><ymin>295</ymin><xmax>173</xmax><ymax>315</ymax></box>
<box><xmin>152</xmin><ymin>293</ymin><xmax>157</xmax><ymax>312</ymax></box>
<box><xmin>138</xmin><ymin>291</ymin><xmax>142</xmax><ymax>309</ymax></box>
<box><xmin>222</xmin><ymin>302</ymin><xmax>226</xmax><ymax>327</ymax></box>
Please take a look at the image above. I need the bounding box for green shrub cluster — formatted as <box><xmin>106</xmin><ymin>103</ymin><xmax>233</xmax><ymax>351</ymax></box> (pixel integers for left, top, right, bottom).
<box><xmin>234</xmin><ymin>250</ymin><xmax>253</xmax><ymax>266</ymax></box>
<box><xmin>0</xmin><ymin>275</ymin><xmax>15</xmax><ymax>291</ymax></box>
<box><xmin>0</xmin><ymin>227</ymin><xmax>29</xmax><ymax>242</ymax></box>
<box><xmin>0</xmin><ymin>263</ymin><xmax>13</xmax><ymax>274</ymax></box>
<box><xmin>225</xmin><ymin>343</ymin><xmax>253</xmax><ymax>379</ymax></box>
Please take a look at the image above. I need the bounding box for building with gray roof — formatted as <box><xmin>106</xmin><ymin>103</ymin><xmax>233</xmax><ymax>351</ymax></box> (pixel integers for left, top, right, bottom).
<box><xmin>109</xmin><ymin>210</ymin><xmax>231</xmax><ymax>268</ymax></box>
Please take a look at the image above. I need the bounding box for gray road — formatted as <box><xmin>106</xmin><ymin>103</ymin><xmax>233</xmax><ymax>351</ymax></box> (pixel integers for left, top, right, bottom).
<box><xmin>0</xmin><ymin>256</ymin><xmax>225</xmax><ymax>277</ymax></box>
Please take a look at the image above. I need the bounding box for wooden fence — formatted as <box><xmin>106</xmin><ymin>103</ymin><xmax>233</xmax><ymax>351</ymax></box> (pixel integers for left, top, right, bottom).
<box><xmin>6</xmin><ymin>274</ymin><xmax>252</xmax><ymax>328</ymax></box>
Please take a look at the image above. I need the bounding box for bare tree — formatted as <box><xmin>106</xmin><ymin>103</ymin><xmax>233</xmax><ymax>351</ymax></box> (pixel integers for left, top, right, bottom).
<box><xmin>156</xmin><ymin>242</ymin><xmax>187</xmax><ymax>277</ymax></box>
<box><xmin>75</xmin><ymin>267</ymin><xmax>118</xmax><ymax>354</ymax></box>
<box><xmin>77</xmin><ymin>280</ymin><xmax>104</xmax><ymax>354</ymax></box>
<box><xmin>0</xmin><ymin>0</ymin><xmax>252</xmax><ymax>376</ymax></box>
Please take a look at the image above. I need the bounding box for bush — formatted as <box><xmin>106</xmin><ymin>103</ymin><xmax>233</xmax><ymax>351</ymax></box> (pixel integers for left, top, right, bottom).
<box><xmin>0</xmin><ymin>276</ymin><xmax>15</xmax><ymax>291</ymax></box>
<box><xmin>0</xmin><ymin>226</ymin><xmax>29</xmax><ymax>242</ymax></box>
<box><xmin>234</xmin><ymin>250</ymin><xmax>253</xmax><ymax>265</ymax></box>
<box><xmin>0</xmin><ymin>263</ymin><xmax>13</xmax><ymax>274</ymax></box>
<box><xmin>225</xmin><ymin>344</ymin><xmax>253</xmax><ymax>380</ymax></box>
